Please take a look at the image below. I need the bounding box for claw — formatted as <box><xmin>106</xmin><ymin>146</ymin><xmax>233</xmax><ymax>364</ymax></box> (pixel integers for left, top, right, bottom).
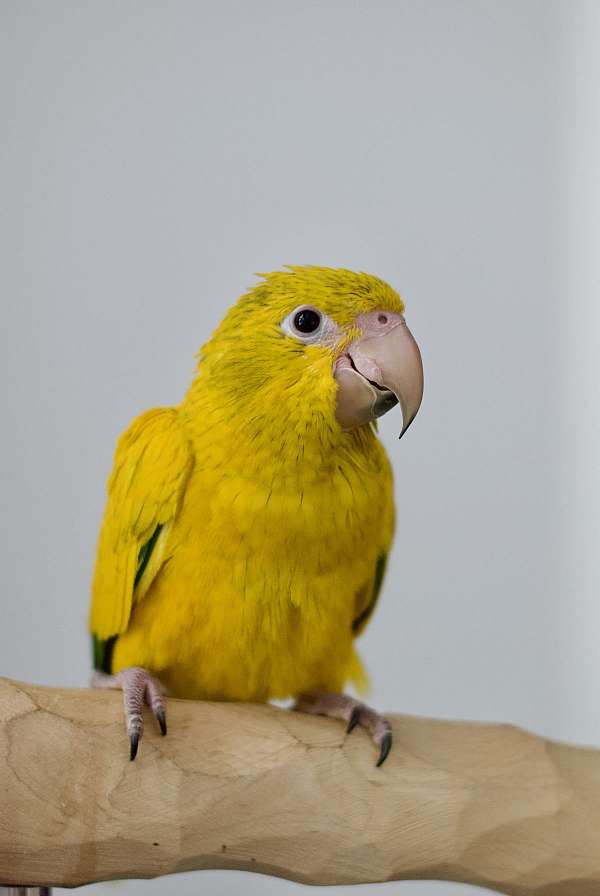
<box><xmin>376</xmin><ymin>732</ymin><xmax>392</xmax><ymax>767</ymax></box>
<box><xmin>294</xmin><ymin>691</ymin><xmax>393</xmax><ymax>767</ymax></box>
<box><xmin>156</xmin><ymin>708</ymin><xmax>167</xmax><ymax>736</ymax></box>
<box><xmin>130</xmin><ymin>732</ymin><xmax>139</xmax><ymax>761</ymax></box>
<box><xmin>346</xmin><ymin>706</ymin><xmax>361</xmax><ymax>734</ymax></box>
<box><xmin>92</xmin><ymin>666</ymin><xmax>168</xmax><ymax>761</ymax></box>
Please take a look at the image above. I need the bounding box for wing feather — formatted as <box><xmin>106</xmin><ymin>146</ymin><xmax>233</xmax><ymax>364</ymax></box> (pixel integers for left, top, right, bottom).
<box><xmin>89</xmin><ymin>408</ymin><xmax>193</xmax><ymax>640</ymax></box>
<box><xmin>352</xmin><ymin>551</ymin><xmax>389</xmax><ymax>636</ymax></box>
<box><xmin>352</xmin><ymin>475</ymin><xmax>395</xmax><ymax>637</ymax></box>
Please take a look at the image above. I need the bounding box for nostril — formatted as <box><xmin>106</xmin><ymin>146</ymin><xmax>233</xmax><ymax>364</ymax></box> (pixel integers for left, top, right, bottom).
<box><xmin>377</xmin><ymin>313</ymin><xmax>388</xmax><ymax>326</ymax></box>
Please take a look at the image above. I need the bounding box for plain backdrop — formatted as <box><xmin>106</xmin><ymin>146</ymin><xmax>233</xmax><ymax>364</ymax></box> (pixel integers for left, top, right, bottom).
<box><xmin>2</xmin><ymin>2</ymin><xmax>599</xmax><ymax>894</ymax></box>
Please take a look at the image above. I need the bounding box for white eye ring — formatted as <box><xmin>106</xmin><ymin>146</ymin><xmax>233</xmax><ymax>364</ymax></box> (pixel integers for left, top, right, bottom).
<box><xmin>280</xmin><ymin>305</ymin><xmax>326</xmax><ymax>343</ymax></box>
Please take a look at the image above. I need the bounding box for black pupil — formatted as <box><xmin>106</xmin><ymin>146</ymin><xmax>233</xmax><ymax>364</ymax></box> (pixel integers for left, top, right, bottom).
<box><xmin>294</xmin><ymin>309</ymin><xmax>321</xmax><ymax>334</ymax></box>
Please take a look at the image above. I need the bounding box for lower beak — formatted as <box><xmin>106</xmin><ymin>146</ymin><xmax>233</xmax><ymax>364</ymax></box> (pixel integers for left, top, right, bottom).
<box><xmin>334</xmin><ymin>317</ymin><xmax>424</xmax><ymax>438</ymax></box>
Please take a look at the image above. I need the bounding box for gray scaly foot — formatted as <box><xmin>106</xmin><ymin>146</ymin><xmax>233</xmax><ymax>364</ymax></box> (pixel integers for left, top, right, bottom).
<box><xmin>91</xmin><ymin>666</ymin><xmax>167</xmax><ymax>760</ymax></box>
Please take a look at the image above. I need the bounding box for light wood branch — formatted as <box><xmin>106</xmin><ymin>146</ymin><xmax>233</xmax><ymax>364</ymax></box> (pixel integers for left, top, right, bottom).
<box><xmin>1</xmin><ymin>677</ymin><xmax>600</xmax><ymax>893</ymax></box>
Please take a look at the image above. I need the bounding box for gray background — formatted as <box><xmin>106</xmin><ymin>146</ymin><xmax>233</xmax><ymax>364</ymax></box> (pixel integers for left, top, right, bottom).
<box><xmin>2</xmin><ymin>1</ymin><xmax>599</xmax><ymax>894</ymax></box>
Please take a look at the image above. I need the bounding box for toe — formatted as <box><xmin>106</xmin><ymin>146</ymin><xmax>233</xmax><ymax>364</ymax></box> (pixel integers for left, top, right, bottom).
<box><xmin>126</xmin><ymin>711</ymin><xmax>144</xmax><ymax>759</ymax></box>
<box><xmin>346</xmin><ymin>706</ymin><xmax>361</xmax><ymax>734</ymax></box>
<box><xmin>129</xmin><ymin>732</ymin><xmax>139</xmax><ymax>761</ymax></box>
<box><xmin>293</xmin><ymin>691</ymin><xmax>394</xmax><ymax>767</ymax></box>
<box><xmin>95</xmin><ymin>666</ymin><xmax>168</xmax><ymax>760</ymax></box>
<box><xmin>376</xmin><ymin>731</ymin><xmax>392</xmax><ymax>767</ymax></box>
<box><xmin>145</xmin><ymin>676</ymin><xmax>168</xmax><ymax>736</ymax></box>
<box><xmin>155</xmin><ymin>707</ymin><xmax>167</xmax><ymax>736</ymax></box>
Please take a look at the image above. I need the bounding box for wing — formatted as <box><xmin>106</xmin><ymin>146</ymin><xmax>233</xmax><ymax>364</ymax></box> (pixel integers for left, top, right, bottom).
<box><xmin>352</xmin><ymin>477</ymin><xmax>395</xmax><ymax>637</ymax></box>
<box><xmin>89</xmin><ymin>407</ymin><xmax>194</xmax><ymax>648</ymax></box>
<box><xmin>352</xmin><ymin>550</ymin><xmax>389</xmax><ymax>636</ymax></box>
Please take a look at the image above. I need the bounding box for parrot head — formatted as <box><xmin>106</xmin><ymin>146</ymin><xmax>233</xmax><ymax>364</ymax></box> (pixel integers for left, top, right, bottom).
<box><xmin>196</xmin><ymin>266</ymin><xmax>423</xmax><ymax>440</ymax></box>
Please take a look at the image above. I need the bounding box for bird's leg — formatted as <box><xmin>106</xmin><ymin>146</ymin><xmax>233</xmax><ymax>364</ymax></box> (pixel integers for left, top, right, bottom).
<box><xmin>293</xmin><ymin>691</ymin><xmax>392</xmax><ymax>767</ymax></box>
<box><xmin>91</xmin><ymin>667</ymin><xmax>167</xmax><ymax>760</ymax></box>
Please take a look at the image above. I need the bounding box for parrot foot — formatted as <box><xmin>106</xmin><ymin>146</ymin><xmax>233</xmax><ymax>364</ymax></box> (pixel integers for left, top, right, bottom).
<box><xmin>91</xmin><ymin>667</ymin><xmax>167</xmax><ymax>760</ymax></box>
<box><xmin>293</xmin><ymin>691</ymin><xmax>392</xmax><ymax>767</ymax></box>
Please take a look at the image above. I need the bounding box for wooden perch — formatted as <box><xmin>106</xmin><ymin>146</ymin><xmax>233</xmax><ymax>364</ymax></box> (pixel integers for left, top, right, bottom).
<box><xmin>1</xmin><ymin>678</ymin><xmax>600</xmax><ymax>894</ymax></box>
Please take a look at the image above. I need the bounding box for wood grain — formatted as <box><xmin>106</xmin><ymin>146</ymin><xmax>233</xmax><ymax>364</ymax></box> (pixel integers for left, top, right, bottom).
<box><xmin>1</xmin><ymin>677</ymin><xmax>599</xmax><ymax>893</ymax></box>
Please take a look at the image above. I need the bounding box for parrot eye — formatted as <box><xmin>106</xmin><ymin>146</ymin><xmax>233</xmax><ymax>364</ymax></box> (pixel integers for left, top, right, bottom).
<box><xmin>294</xmin><ymin>308</ymin><xmax>321</xmax><ymax>333</ymax></box>
<box><xmin>281</xmin><ymin>305</ymin><xmax>327</xmax><ymax>343</ymax></box>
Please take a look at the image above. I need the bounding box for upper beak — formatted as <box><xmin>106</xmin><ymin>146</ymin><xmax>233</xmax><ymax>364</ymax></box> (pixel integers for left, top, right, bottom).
<box><xmin>334</xmin><ymin>312</ymin><xmax>424</xmax><ymax>438</ymax></box>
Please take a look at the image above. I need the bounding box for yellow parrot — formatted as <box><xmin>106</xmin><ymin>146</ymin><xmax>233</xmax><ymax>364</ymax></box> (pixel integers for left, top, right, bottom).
<box><xmin>90</xmin><ymin>266</ymin><xmax>423</xmax><ymax>765</ymax></box>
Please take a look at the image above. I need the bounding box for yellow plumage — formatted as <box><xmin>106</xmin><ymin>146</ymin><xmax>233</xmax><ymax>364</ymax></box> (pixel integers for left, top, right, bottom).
<box><xmin>90</xmin><ymin>267</ymin><xmax>401</xmax><ymax>701</ymax></box>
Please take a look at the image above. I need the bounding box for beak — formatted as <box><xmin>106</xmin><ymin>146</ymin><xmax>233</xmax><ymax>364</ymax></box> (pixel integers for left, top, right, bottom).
<box><xmin>334</xmin><ymin>312</ymin><xmax>424</xmax><ymax>438</ymax></box>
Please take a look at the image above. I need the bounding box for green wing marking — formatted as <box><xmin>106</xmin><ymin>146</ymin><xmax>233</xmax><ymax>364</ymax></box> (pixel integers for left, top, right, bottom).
<box><xmin>92</xmin><ymin>632</ymin><xmax>117</xmax><ymax>674</ymax></box>
<box><xmin>134</xmin><ymin>523</ymin><xmax>163</xmax><ymax>588</ymax></box>
<box><xmin>352</xmin><ymin>551</ymin><xmax>388</xmax><ymax>636</ymax></box>
<box><xmin>91</xmin><ymin>524</ymin><xmax>163</xmax><ymax>673</ymax></box>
